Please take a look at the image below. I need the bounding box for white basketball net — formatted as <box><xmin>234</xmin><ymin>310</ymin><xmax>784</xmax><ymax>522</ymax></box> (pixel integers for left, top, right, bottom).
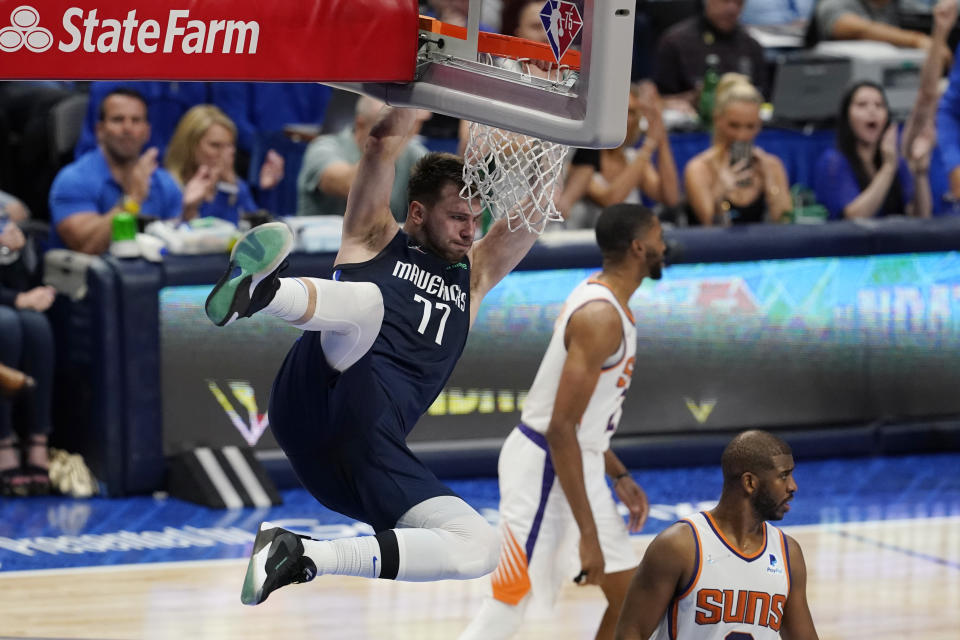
<box><xmin>460</xmin><ymin>122</ymin><xmax>568</xmax><ymax>235</ymax></box>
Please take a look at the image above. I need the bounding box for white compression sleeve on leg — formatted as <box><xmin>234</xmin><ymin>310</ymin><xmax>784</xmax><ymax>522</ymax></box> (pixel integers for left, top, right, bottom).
<box><xmin>262</xmin><ymin>276</ymin><xmax>384</xmax><ymax>371</ymax></box>
<box><xmin>391</xmin><ymin>496</ymin><xmax>500</xmax><ymax>582</ymax></box>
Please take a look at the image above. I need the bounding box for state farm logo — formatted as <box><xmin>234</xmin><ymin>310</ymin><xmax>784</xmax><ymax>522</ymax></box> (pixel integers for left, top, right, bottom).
<box><xmin>0</xmin><ymin>6</ymin><xmax>259</xmax><ymax>54</ymax></box>
<box><xmin>0</xmin><ymin>6</ymin><xmax>53</xmax><ymax>52</ymax></box>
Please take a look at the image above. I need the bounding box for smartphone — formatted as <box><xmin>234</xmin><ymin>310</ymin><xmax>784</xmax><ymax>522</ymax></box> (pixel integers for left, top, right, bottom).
<box><xmin>729</xmin><ymin>141</ymin><xmax>754</xmax><ymax>167</ymax></box>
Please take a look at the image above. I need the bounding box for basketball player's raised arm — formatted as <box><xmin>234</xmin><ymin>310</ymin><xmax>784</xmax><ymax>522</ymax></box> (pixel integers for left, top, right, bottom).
<box><xmin>780</xmin><ymin>536</ymin><xmax>819</xmax><ymax>640</ymax></box>
<box><xmin>544</xmin><ymin>302</ymin><xmax>623</xmax><ymax>586</ymax></box>
<box><xmin>338</xmin><ymin>106</ymin><xmax>417</xmax><ymax>260</ymax></box>
<box><xmin>466</xmin><ymin>217</ymin><xmax>540</xmax><ymax>324</ymax></box>
<box><xmin>614</xmin><ymin>523</ymin><xmax>694</xmax><ymax>640</ymax></box>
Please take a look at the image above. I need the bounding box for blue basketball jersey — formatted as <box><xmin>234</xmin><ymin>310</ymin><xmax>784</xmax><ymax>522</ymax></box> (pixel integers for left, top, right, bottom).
<box><xmin>333</xmin><ymin>229</ymin><xmax>471</xmax><ymax>435</ymax></box>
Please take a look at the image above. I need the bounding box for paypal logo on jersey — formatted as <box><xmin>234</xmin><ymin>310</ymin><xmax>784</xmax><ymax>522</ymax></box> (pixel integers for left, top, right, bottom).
<box><xmin>767</xmin><ymin>553</ymin><xmax>784</xmax><ymax>575</ymax></box>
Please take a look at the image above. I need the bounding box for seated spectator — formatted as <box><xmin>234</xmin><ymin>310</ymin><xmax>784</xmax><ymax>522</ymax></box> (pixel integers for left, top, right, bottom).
<box><xmin>73</xmin><ymin>82</ymin><xmax>212</xmax><ymax>159</ymax></box>
<box><xmin>654</xmin><ymin>0</ymin><xmax>770</xmax><ymax>115</ymax></box>
<box><xmin>297</xmin><ymin>97</ymin><xmax>429</xmax><ymax>220</ymax></box>
<box><xmin>562</xmin><ymin>81</ymin><xmax>680</xmax><ymax>227</ymax></box>
<box><xmin>73</xmin><ymin>82</ymin><xmax>328</xmax><ymax>188</ymax></box>
<box><xmin>49</xmin><ymin>89</ymin><xmax>182</xmax><ymax>254</ymax></box>
<box><xmin>813</xmin><ymin>83</ymin><xmax>930</xmax><ymax>219</ymax></box>
<box><xmin>0</xmin><ymin>218</ymin><xmax>56</xmax><ymax>496</ymax></box>
<box><xmin>809</xmin><ymin>0</ymin><xmax>952</xmax><ymax>64</ymax></box>
<box><xmin>685</xmin><ymin>74</ymin><xmax>792</xmax><ymax>225</ymax></box>
<box><xmin>164</xmin><ymin>105</ymin><xmax>284</xmax><ymax>226</ymax></box>
<box><xmin>814</xmin><ymin>3</ymin><xmax>953</xmax><ymax>220</ymax></box>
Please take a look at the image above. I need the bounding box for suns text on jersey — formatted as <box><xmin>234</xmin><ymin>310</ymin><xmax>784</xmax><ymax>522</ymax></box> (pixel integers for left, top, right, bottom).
<box><xmin>694</xmin><ymin>588</ymin><xmax>786</xmax><ymax>632</ymax></box>
<box><xmin>392</xmin><ymin>260</ymin><xmax>467</xmax><ymax>312</ymax></box>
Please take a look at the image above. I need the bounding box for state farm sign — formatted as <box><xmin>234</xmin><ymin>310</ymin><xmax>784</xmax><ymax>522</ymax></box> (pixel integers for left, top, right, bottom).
<box><xmin>1</xmin><ymin>6</ymin><xmax>258</xmax><ymax>54</ymax></box>
<box><xmin>0</xmin><ymin>0</ymin><xmax>418</xmax><ymax>82</ymax></box>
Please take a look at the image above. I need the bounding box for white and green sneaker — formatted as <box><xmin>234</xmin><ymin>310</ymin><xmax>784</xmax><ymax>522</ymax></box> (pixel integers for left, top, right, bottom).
<box><xmin>205</xmin><ymin>222</ymin><xmax>293</xmax><ymax>327</ymax></box>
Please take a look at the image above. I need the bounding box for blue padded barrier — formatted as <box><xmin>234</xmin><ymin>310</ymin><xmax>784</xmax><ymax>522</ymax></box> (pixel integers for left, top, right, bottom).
<box><xmin>48</xmin><ymin>257</ymin><xmax>128</xmax><ymax>494</ymax></box>
<box><xmin>106</xmin><ymin>257</ymin><xmax>166</xmax><ymax>494</ymax></box>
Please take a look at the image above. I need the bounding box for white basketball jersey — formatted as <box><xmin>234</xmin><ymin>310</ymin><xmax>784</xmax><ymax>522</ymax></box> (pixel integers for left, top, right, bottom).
<box><xmin>520</xmin><ymin>278</ymin><xmax>636</xmax><ymax>452</ymax></box>
<box><xmin>651</xmin><ymin>512</ymin><xmax>791</xmax><ymax>640</ymax></box>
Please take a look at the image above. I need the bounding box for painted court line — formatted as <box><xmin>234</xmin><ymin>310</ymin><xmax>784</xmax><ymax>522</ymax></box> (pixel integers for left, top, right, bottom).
<box><xmin>829</xmin><ymin>528</ymin><xmax>960</xmax><ymax>571</ymax></box>
<box><xmin>0</xmin><ymin>557</ymin><xmax>246</xmax><ymax>578</ymax></box>
<box><xmin>4</xmin><ymin>516</ymin><xmax>959</xmax><ymax>577</ymax></box>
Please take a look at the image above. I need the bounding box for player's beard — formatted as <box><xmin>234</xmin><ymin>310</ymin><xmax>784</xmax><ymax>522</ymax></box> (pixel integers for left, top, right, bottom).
<box><xmin>647</xmin><ymin>252</ymin><xmax>663</xmax><ymax>280</ymax></box>
<box><xmin>751</xmin><ymin>483</ymin><xmax>784</xmax><ymax>522</ymax></box>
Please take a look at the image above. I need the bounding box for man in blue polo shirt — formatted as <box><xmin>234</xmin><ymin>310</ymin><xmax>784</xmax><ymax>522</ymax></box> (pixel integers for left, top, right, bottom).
<box><xmin>49</xmin><ymin>88</ymin><xmax>182</xmax><ymax>254</ymax></box>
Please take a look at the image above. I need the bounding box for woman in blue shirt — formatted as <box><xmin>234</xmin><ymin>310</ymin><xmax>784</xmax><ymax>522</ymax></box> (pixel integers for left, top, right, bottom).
<box><xmin>814</xmin><ymin>1</ymin><xmax>956</xmax><ymax>219</ymax></box>
<box><xmin>813</xmin><ymin>81</ymin><xmax>930</xmax><ymax>220</ymax></box>
<box><xmin>164</xmin><ymin>105</ymin><xmax>283</xmax><ymax>226</ymax></box>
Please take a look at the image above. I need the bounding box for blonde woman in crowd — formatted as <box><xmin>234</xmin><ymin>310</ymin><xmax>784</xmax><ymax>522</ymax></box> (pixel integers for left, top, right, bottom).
<box><xmin>684</xmin><ymin>73</ymin><xmax>791</xmax><ymax>226</ymax></box>
<box><xmin>165</xmin><ymin>105</ymin><xmax>283</xmax><ymax>225</ymax></box>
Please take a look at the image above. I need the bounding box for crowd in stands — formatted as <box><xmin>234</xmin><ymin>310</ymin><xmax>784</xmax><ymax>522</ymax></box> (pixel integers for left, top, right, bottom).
<box><xmin>3</xmin><ymin>0</ymin><xmax>960</xmax><ymax>493</ymax></box>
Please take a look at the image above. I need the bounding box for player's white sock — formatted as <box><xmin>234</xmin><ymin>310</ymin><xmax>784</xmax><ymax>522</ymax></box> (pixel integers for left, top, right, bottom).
<box><xmin>262</xmin><ymin>278</ymin><xmax>309</xmax><ymax>321</ymax></box>
<box><xmin>301</xmin><ymin>535</ymin><xmax>384</xmax><ymax>579</ymax></box>
<box><xmin>262</xmin><ymin>277</ymin><xmax>384</xmax><ymax>371</ymax></box>
<box><xmin>458</xmin><ymin>596</ymin><xmax>528</xmax><ymax>640</ymax></box>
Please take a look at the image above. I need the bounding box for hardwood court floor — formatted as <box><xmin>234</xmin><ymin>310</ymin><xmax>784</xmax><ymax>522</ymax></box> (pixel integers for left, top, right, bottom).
<box><xmin>2</xmin><ymin>517</ymin><xmax>958</xmax><ymax>640</ymax></box>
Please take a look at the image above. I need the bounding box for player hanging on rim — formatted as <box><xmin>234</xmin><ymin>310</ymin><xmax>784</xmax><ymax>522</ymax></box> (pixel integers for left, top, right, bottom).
<box><xmin>204</xmin><ymin>105</ymin><xmax>548</xmax><ymax>604</ymax></box>
<box><xmin>459</xmin><ymin>203</ymin><xmax>663</xmax><ymax>640</ymax></box>
<box><xmin>614</xmin><ymin>429</ymin><xmax>819</xmax><ymax>640</ymax></box>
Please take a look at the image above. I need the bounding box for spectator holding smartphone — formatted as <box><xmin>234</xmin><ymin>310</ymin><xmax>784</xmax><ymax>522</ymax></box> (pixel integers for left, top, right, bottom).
<box><xmin>684</xmin><ymin>73</ymin><xmax>791</xmax><ymax>226</ymax></box>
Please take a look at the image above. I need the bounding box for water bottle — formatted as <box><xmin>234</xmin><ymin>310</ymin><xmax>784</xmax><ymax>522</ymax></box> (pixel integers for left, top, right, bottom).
<box><xmin>110</xmin><ymin>211</ymin><xmax>140</xmax><ymax>258</ymax></box>
<box><xmin>699</xmin><ymin>54</ymin><xmax>721</xmax><ymax>129</ymax></box>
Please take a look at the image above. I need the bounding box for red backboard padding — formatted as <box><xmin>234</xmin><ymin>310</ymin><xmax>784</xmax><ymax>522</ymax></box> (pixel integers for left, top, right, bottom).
<box><xmin>0</xmin><ymin>0</ymin><xmax>419</xmax><ymax>81</ymax></box>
